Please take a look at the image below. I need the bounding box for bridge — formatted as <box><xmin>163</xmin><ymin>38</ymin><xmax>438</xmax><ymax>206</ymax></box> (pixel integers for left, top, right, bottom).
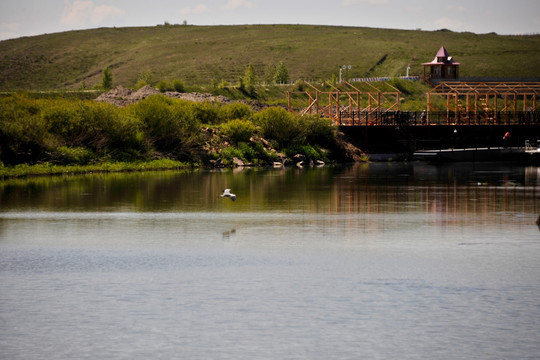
<box><xmin>288</xmin><ymin>80</ymin><xmax>540</xmax><ymax>126</ymax></box>
<box><xmin>287</xmin><ymin>80</ymin><xmax>540</xmax><ymax>155</ymax></box>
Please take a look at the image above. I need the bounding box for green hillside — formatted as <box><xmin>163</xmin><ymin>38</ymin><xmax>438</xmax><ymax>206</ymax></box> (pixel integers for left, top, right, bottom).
<box><xmin>1</xmin><ymin>24</ymin><xmax>539</xmax><ymax>91</ymax></box>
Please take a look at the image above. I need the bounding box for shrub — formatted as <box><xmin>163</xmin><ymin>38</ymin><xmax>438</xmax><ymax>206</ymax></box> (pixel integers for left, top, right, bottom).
<box><xmin>130</xmin><ymin>95</ymin><xmax>200</xmax><ymax>157</ymax></box>
<box><xmin>157</xmin><ymin>80</ymin><xmax>173</xmax><ymax>93</ymax></box>
<box><xmin>0</xmin><ymin>95</ymin><xmax>50</xmax><ymax>164</ymax></box>
<box><xmin>220</xmin><ymin>119</ymin><xmax>256</xmax><ymax>144</ymax></box>
<box><xmin>254</xmin><ymin>107</ymin><xmax>303</xmax><ymax>148</ymax></box>
<box><xmin>190</xmin><ymin>101</ymin><xmax>223</xmax><ymax>124</ymax></box>
<box><xmin>172</xmin><ymin>79</ymin><xmax>185</xmax><ymax>93</ymax></box>
<box><xmin>283</xmin><ymin>144</ymin><xmax>326</xmax><ymax>162</ymax></box>
<box><xmin>220</xmin><ymin>146</ymin><xmax>244</xmax><ymax>163</ymax></box>
<box><xmin>53</xmin><ymin>146</ymin><xmax>94</xmax><ymax>165</ymax></box>
<box><xmin>300</xmin><ymin>115</ymin><xmax>336</xmax><ymax>146</ymax></box>
<box><xmin>135</xmin><ymin>80</ymin><xmax>149</xmax><ymax>90</ymax></box>
<box><xmin>220</xmin><ymin>103</ymin><xmax>252</xmax><ymax>121</ymax></box>
<box><xmin>102</xmin><ymin>66</ymin><xmax>113</xmax><ymax>90</ymax></box>
<box><xmin>237</xmin><ymin>142</ymin><xmax>256</xmax><ymax>161</ymax></box>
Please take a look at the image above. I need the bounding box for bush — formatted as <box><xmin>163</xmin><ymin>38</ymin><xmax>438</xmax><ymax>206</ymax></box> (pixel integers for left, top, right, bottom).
<box><xmin>130</xmin><ymin>95</ymin><xmax>200</xmax><ymax>157</ymax></box>
<box><xmin>190</xmin><ymin>101</ymin><xmax>223</xmax><ymax>124</ymax></box>
<box><xmin>300</xmin><ymin>115</ymin><xmax>336</xmax><ymax>146</ymax></box>
<box><xmin>220</xmin><ymin>119</ymin><xmax>256</xmax><ymax>144</ymax></box>
<box><xmin>220</xmin><ymin>103</ymin><xmax>252</xmax><ymax>121</ymax></box>
<box><xmin>135</xmin><ymin>80</ymin><xmax>149</xmax><ymax>90</ymax></box>
<box><xmin>0</xmin><ymin>95</ymin><xmax>51</xmax><ymax>164</ymax></box>
<box><xmin>237</xmin><ymin>142</ymin><xmax>256</xmax><ymax>161</ymax></box>
<box><xmin>220</xmin><ymin>146</ymin><xmax>244</xmax><ymax>163</ymax></box>
<box><xmin>172</xmin><ymin>79</ymin><xmax>185</xmax><ymax>93</ymax></box>
<box><xmin>284</xmin><ymin>144</ymin><xmax>326</xmax><ymax>162</ymax></box>
<box><xmin>254</xmin><ymin>107</ymin><xmax>303</xmax><ymax>148</ymax></box>
<box><xmin>157</xmin><ymin>80</ymin><xmax>173</xmax><ymax>93</ymax></box>
<box><xmin>53</xmin><ymin>146</ymin><xmax>94</xmax><ymax>165</ymax></box>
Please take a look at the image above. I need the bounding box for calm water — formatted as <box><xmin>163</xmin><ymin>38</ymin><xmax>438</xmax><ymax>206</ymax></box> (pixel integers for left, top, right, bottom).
<box><xmin>1</xmin><ymin>163</ymin><xmax>539</xmax><ymax>359</ymax></box>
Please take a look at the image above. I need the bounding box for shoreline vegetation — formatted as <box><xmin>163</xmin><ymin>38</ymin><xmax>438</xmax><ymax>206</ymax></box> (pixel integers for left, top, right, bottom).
<box><xmin>0</xmin><ymin>159</ymin><xmax>192</xmax><ymax>179</ymax></box>
<box><xmin>0</xmin><ymin>89</ymin><xmax>365</xmax><ymax>179</ymax></box>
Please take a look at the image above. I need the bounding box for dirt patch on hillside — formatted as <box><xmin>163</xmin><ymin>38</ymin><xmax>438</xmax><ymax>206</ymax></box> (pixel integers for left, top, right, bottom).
<box><xmin>95</xmin><ymin>85</ymin><xmax>268</xmax><ymax>111</ymax></box>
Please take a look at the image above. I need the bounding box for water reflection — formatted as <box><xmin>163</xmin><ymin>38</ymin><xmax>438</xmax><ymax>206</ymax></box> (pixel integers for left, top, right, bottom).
<box><xmin>1</xmin><ymin>163</ymin><xmax>538</xmax><ymax>225</ymax></box>
<box><xmin>1</xmin><ymin>163</ymin><xmax>539</xmax><ymax>360</ymax></box>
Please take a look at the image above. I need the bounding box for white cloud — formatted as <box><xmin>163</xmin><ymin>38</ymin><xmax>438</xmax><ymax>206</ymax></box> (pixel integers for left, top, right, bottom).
<box><xmin>222</xmin><ymin>0</ymin><xmax>254</xmax><ymax>10</ymax></box>
<box><xmin>343</xmin><ymin>0</ymin><xmax>389</xmax><ymax>5</ymax></box>
<box><xmin>61</xmin><ymin>0</ymin><xmax>124</xmax><ymax>27</ymax></box>
<box><xmin>180</xmin><ymin>4</ymin><xmax>209</xmax><ymax>15</ymax></box>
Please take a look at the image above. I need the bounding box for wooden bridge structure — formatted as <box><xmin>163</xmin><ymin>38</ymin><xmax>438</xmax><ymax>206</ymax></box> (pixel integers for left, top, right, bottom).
<box><xmin>288</xmin><ymin>80</ymin><xmax>540</xmax><ymax>127</ymax></box>
<box><xmin>426</xmin><ymin>81</ymin><xmax>540</xmax><ymax>125</ymax></box>
<box><xmin>287</xmin><ymin>80</ymin><xmax>401</xmax><ymax>126</ymax></box>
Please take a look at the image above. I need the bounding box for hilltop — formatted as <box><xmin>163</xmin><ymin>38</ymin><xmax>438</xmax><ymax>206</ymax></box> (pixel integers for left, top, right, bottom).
<box><xmin>1</xmin><ymin>24</ymin><xmax>539</xmax><ymax>91</ymax></box>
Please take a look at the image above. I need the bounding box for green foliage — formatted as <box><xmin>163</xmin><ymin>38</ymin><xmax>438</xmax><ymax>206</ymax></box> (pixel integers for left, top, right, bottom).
<box><xmin>284</xmin><ymin>145</ymin><xmax>327</xmax><ymax>162</ymax></box>
<box><xmin>157</xmin><ymin>80</ymin><xmax>173</xmax><ymax>92</ymax></box>
<box><xmin>243</xmin><ymin>63</ymin><xmax>256</xmax><ymax>96</ymax></box>
<box><xmin>300</xmin><ymin>115</ymin><xmax>336</xmax><ymax>147</ymax></box>
<box><xmin>0</xmin><ymin>95</ymin><xmax>51</xmax><ymax>164</ymax></box>
<box><xmin>172</xmin><ymin>79</ymin><xmax>185</xmax><ymax>93</ymax></box>
<box><xmin>220</xmin><ymin>103</ymin><xmax>252</xmax><ymax>121</ymax></box>
<box><xmin>156</xmin><ymin>79</ymin><xmax>185</xmax><ymax>93</ymax></box>
<box><xmin>0</xmin><ymin>159</ymin><xmax>190</xmax><ymax>178</ymax></box>
<box><xmin>130</xmin><ymin>95</ymin><xmax>200</xmax><ymax>157</ymax></box>
<box><xmin>53</xmin><ymin>146</ymin><xmax>94</xmax><ymax>165</ymax></box>
<box><xmin>264</xmin><ymin>63</ymin><xmax>277</xmax><ymax>85</ymax></box>
<box><xmin>190</xmin><ymin>101</ymin><xmax>223</xmax><ymax>125</ymax></box>
<box><xmin>136</xmin><ymin>68</ymin><xmax>154</xmax><ymax>87</ymax></box>
<box><xmin>237</xmin><ymin>142</ymin><xmax>256</xmax><ymax>161</ymax></box>
<box><xmin>1</xmin><ymin>25</ymin><xmax>539</xmax><ymax>91</ymax></box>
<box><xmin>220</xmin><ymin>119</ymin><xmax>256</xmax><ymax>144</ymax></box>
<box><xmin>274</xmin><ymin>61</ymin><xmax>289</xmax><ymax>84</ymax></box>
<box><xmin>102</xmin><ymin>66</ymin><xmax>113</xmax><ymax>90</ymax></box>
<box><xmin>220</xmin><ymin>146</ymin><xmax>244</xmax><ymax>163</ymax></box>
<box><xmin>135</xmin><ymin>80</ymin><xmax>149</xmax><ymax>90</ymax></box>
<box><xmin>254</xmin><ymin>107</ymin><xmax>302</xmax><ymax>148</ymax></box>
<box><xmin>0</xmin><ymin>92</ymin><xmax>342</xmax><ymax>169</ymax></box>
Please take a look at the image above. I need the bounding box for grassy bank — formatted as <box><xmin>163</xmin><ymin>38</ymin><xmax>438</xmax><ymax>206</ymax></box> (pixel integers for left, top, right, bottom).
<box><xmin>1</xmin><ymin>25</ymin><xmax>538</xmax><ymax>91</ymax></box>
<box><xmin>0</xmin><ymin>159</ymin><xmax>191</xmax><ymax>179</ymax></box>
<box><xmin>0</xmin><ymin>92</ymin><xmax>353</xmax><ymax>178</ymax></box>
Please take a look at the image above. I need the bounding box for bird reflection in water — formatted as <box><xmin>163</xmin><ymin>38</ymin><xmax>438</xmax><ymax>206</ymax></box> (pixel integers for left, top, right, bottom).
<box><xmin>222</xmin><ymin>228</ymin><xmax>236</xmax><ymax>240</ymax></box>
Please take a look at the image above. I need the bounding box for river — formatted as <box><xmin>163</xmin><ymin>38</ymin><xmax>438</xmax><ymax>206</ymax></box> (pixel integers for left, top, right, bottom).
<box><xmin>1</xmin><ymin>163</ymin><xmax>539</xmax><ymax>359</ymax></box>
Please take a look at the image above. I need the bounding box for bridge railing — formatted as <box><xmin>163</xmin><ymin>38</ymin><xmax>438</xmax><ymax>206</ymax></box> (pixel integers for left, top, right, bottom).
<box><xmin>337</xmin><ymin>110</ymin><xmax>540</xmax><ymax>126</ymax></box>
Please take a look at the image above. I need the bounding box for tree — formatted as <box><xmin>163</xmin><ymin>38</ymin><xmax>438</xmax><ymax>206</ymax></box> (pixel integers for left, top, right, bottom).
<box><xmin>102</xmin><ymin>66</ymin><xmax>113</xmax><ymax>90</ymax></box>
<box><xmin>243</xmin><ymin>63</ymin><xmax>256</xmax><ymax>96</ymax></box>
<box><xmin>264</xmin><ymin>63</ymin><xmax>277</xmax><ymax>85</ymax></box>
<box><xmin>273</xmin><ymin>61</ymin><xmax>289</xmax><ymax>84</ymax></box>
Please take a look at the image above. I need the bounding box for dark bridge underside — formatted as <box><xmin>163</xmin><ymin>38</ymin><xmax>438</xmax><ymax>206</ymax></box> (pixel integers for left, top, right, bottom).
<box><xmin>339</xmin><ymin>125</ymin><xmax>540</xmax><ymax>155</ymax></box>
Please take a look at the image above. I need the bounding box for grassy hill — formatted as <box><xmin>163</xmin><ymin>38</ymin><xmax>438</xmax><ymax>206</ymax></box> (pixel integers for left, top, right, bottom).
<box><xmin>1</xmin><ymin>24</ymin><xmax>539</xmax><ymax>91</ymax></box>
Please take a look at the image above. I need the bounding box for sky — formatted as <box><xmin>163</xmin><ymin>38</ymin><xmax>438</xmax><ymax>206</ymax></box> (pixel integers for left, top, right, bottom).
<box><xmin>1</xmin><ymin>0</ymin><xmax>539</xmax><ymax>41</ymax></box>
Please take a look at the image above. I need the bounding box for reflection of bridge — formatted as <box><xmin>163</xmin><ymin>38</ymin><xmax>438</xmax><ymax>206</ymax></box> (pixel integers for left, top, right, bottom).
<box><xmin>288</xmin><ymin>81</ymin><xmax>540</xmax><ymax>127</ymax></box>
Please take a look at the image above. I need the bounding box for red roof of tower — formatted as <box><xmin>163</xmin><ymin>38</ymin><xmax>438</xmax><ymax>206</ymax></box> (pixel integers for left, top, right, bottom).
<box><xmin>423</xmin><ymin>45</ymin><xmax>460</xmax><ymax>65</ymax></box>
<box><xmin>436</xmin><ymin>46</ymin><xmax>449</xmax><ymax>58</ymax></box>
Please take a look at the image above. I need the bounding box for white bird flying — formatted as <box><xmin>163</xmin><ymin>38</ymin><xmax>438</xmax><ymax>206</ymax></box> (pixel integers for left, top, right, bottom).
<box><xmin>220</xmin><ymin>189</ymin><xmax>236</xmax><ymax>202</ymax></box>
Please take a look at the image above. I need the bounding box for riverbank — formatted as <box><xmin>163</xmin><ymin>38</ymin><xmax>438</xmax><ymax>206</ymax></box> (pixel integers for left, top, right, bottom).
<box><xmin>0</xmin><ymin>92</ymin><xmax>366</xmax><ymax>178</ymax></box>
<box><xmin>0</xmin><ymin>159</ymin><xmax>193</xmax><ymax>179</ymax></box>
